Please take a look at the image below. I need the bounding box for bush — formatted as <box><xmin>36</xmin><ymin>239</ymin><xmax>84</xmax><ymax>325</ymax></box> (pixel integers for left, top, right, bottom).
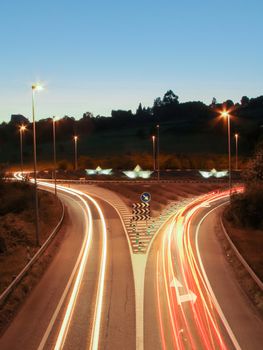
<box><xmin>0</xmin><ymin>237</ymin><xmax>7</xmax><ymax>254</ymax></box>
<box><xmin>226</xmin><ymin>184</ymin><xmax>263</xmax><ymax>229</ymax></box>
<box><xmin>0</xmin><ymin>182</ymin><xmax>34</xmax><ymax>216</ymax></box>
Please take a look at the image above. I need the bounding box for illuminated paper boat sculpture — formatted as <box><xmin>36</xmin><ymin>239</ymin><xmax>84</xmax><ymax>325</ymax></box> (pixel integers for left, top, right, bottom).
<box><xmin>85</xmin><ymin>166</ymin><xmax>113</xmax><ymax>175</ymax></box>
<box><xmin>199</xmin><ymin>168</ymin><xmax>228</xmax><ymax>178</ymax></box>
<box><xmin>123</xmin><ymin>164</ymin><xmax>153</xmax><ymax>179</ymax></box>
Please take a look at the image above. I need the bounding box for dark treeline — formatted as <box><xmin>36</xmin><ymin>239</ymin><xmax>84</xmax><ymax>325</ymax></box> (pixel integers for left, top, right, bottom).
<box><xmin>1</xmin><ymin>90</ymin><xmax>263</xmax><ymax>165</ymax></box>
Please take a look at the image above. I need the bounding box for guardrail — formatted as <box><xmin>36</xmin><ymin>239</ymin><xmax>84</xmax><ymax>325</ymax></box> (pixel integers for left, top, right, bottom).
<box><xmin>37</xmin><ymin>178</ymin><xmax>238</xmax><ymax>185</ymax></box>
<box><xmin>0</xmin><ymin>200</ymin><xmax>65</xmax><ymax>306</ymax></box>
<box><xmin>220</xmin><ymin>218</ymin><xmax>263</xmax><ymax>291</ymax></box>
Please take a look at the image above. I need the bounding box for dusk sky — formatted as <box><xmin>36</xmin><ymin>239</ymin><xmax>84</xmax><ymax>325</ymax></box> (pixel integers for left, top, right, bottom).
<box><xmin>0</xmin><ymin>0</ymin><xmax>262</xmax><ymax>122</ymax></box>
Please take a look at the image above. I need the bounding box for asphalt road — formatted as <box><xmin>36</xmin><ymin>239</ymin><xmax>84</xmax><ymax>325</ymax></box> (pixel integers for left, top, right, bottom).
<box><xmin>0</xmin><ymin>191</ymin><xmax>85</xmax><ymax>350</ymax></box>
<box><xmin>195</xmin><ymin>202</ymin><xmax>263</xmax><ymax>350</ymax></box>
<box><xmin>144</xmin><ymin>191</ymin><xmax>263</xmax><ymax>350</ymax></box>
<box><xmin>0</xmin><ymin>185</ymin><xmax>135</xmax><ymax>350</ymax></box>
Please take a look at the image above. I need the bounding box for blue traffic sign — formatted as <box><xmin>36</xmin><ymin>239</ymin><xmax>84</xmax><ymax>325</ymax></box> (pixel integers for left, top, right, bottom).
<box><xmin>140</xmin><ymin>192</ymin><xmax>151</xmax><ymax>203</ymax></box>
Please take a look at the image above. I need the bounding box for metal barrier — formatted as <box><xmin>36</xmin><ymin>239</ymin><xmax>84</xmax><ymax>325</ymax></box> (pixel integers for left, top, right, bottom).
<box><xmin>220</xmin><ymin>218</ymin><xmax>263</xmax><ymax>291</ymax></box>
<box><xmin>0</xmin><ymin>200</ymin><xmax>65</xmax><ymax>306</ymax></box>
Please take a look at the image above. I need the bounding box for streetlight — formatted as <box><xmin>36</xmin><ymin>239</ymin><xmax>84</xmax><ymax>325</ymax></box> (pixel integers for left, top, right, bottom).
<box><xmin>152</xmin><ymin>135</ymin><xmax>156</xmax><ymax>171</ymax></box>
<box><xmin>220</xmin><ymin>110</ymin><xmax>232</xmax><ymax>195</ymax></box>
<box><xmin>74</xmin><ymin>136</ymin><xmax>78</xmax><ymax>171</ymax></box>
<box><xmin>19</xmin><ymin>125</ymin><xmax>26</xmax><ymax>176</ymax></box>
<box><xmin>31</xmin><ymin>83</ymin><xmax>43</xmax><ymax>246</ymax></box>
<box><xmin>234</xmin><ymin>133</ymin><xmax>239</xmax><ymax>171</ymax></box>
<box><xmin>156</xmin><ymin>124</ymin><xmax>160</xmax><ymax>181</ymax></box>
<box><xmin>53</xmin><ymin>116</ymin><xmax>57</xmax><ymax>196</ymax></box>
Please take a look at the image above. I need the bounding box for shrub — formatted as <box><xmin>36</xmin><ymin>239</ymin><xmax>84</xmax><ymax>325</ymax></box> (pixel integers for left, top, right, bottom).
<box><xmin>0</xmin><ymin>182</ymin><xmax>34</xmax><ymax>216</ymax></box>
<box><xmin>0</xmin><ymin>237</ymin><xmax>7</xmax><ymax>254</ymax></box>
<box><xmin>227</xmin><ymin>184</ymin><xmax>263</xmax><ymax>229</ymax></box>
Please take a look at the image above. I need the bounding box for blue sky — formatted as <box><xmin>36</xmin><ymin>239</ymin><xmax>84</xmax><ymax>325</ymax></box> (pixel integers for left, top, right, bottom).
<box><xmin>0</xmin><ymin>0</ymin><xmax>262</xmax><ymax>121</ymax></box>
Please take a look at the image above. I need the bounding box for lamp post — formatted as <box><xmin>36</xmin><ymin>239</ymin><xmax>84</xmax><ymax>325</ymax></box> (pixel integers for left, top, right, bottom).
<box><xmin>19</xmin><ymin>125</ymin><xmax>26</xmax><ymax>176</ymax></box>
<box><xmin>221</xmin><ymin>110</ymin><xmax>232</xmax><ymax>195</ymax></box>
<box><xmin>53</xmin><ymin>116</ymin><xmax>57</xmax><ymax>196</ymax></box>
<box><xmin>74</xmin><ymin>136</ymin><xmax>78</xmax><ymax>171</ymax></box>
<box><xmin>156</xmin><ymin>124</ymin><xmax>160</xmax><ymax>181</ymax></box>
<box><xmin>152</xmin><ymin>135</ymin><xmax>156</xmax><ymax>171</ymax></box>
<box><xmin>31</xmin><ymin>83</ymin><xmax>43</xmax><ymax>246</ymax></box>
<box><xmin>235</xmin><ymin>133</ymin><xmax>239</xmax><ymax>171</ymax></box>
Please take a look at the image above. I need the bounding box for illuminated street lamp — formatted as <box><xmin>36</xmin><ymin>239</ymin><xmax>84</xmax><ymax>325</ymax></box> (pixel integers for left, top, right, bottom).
<box><xmin>31</xmin><ymin>83</ymin><xmax>43</xmax><ymax>246</ymax></box>
<box><xmin>19</xmin><ymin>125</ymin><xmax>26</xmax><ymax>176</ymax></box>
<box><xmin>235</xmin><ymin>133</ymin><xmax>239</xmax><ymax>170</ymax></box>
<box><xmin>220</xmin><ymin>110</ymin><xmax>232</xmax><ymax>194</ymax></box>
<box><xmin>74</xmin><ymin>136</ymin><xmax>78</xmax><ymax>171</ymax></box>
<box><xmin>53</xmin><ymin>116</ymin><xmax>57</xmax><ymax>196</ymax></box>
<box><xmin>152</xmin><ymin>135</ymin><xmax>156</xmax><ymax>171</ymax></box>
<box><xmin>156</xmin><ymin>124</ymin><xmax>160</xmax><ymax>181</ymax></box>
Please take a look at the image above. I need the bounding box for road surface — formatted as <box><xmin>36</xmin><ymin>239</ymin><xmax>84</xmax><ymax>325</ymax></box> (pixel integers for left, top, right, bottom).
<box><xmin>144</xmin><ymin>189</ymin><xmax>263</xmax><ymax>350</ymax></box>
<box><xmin>0</xmin><ymin>183</ymin><xmax>135</xmax><ymax>350</ymax></box>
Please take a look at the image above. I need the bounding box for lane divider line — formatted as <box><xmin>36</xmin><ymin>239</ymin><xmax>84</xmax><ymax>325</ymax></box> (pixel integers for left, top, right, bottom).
<box><xmin>195</xmin><ymin>201</ymin><xmax>242</xmax><ymax>350</ymax></box>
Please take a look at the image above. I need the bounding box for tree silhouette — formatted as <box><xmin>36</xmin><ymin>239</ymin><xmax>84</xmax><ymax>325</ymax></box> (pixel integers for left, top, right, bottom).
<box><xmin>241</xmin><ymin>96</ymin><xmax>250</xmax><ymax>106</ymax></box>
<box><xmin>162</xmin><ymin>90</ymin><xmax>179</xmax><ymax>105</ymax></box>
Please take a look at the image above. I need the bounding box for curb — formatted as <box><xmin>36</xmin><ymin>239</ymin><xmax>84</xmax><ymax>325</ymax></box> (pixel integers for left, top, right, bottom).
<box><xmin>0</xmin><ymin>196</ymin><xmax>65</xmax><ymax>306</ymax></box>
<box><xmin>220</xmin><ymin>217</ymin><xmax>263</xmax><ymax>291</ymax></box>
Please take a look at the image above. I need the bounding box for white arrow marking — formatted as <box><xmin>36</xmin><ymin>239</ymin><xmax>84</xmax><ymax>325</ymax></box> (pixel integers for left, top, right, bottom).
<box><xmin>170</xmin><ymin>278</ymin><xmax>197</xmax><ymax>305</ymax></box>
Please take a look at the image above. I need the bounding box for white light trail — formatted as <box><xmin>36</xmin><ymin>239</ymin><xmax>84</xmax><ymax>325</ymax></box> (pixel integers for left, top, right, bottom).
<box><xmin>14</xmin><ymin>173</ymin><xmax>108</xmax><ymax>350</ymax></box>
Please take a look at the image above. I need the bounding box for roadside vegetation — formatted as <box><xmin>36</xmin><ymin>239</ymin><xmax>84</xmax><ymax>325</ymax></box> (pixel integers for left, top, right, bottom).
<box><xmin>0</xmin><ymin>180</ymin><xmax>62</xmax><ymax>292</ymax></box>
<box><xmin>226</xmin><ymin>141</ymin><xmax>263</xmax><ymax>230</ymax></box>
<box><xmin>0</xmin><ymin>179</ymin><xmax>63</xmax><ymax>333</ymax></box>
<box><xmin>1</xmin><ymin>91</ymin><xmax>263</xmax><ymax>168</ymax></box>
<box><xmin>223</xmin><ymin>142</ymin><xmax>263</xmax><ymax>312</ymax></box>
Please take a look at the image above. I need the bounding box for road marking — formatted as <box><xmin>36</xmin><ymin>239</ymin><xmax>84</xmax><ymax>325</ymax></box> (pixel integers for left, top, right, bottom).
<box><xmin>37</xmin><ymin>185</ymin><xmax>92</xmax><ymax>350</ymax></box>
<box><xmin>195</xmin><ymin>200</ymin><xmax>242</xmax><ymax>350</ymax></box>
<box><xmin>170</xmin><ymin>278</ymin><xmax>197</xmax><ymax>305</ymax></box>
<box><xmin>36</xmin><ymin>182</ymin><xmax>107</xmax><ymax>350</ymax></box>
<box><xmin>61</xmin><ymin>187</ymin><xmax>108</xmax><ymax>350</ymax></box>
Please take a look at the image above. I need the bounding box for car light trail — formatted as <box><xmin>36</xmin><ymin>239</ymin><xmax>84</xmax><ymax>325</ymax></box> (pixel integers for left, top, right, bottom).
<box><xmin>68</xmin><ymin>187</ymin><xmax>108</xmax><ymax>350</ymax></box>
<box><xmin>40</xmin><ymin>183</ymin><xmax>107</xmax><ymax>350</ymax></box>
<box><xmin>14</xmin><ymin>173</ymin><xmax>108</xmax><ymax>350</ymax></box>
<box><xmin>157</xmin><ymin>188</ymin><xmax>243</xmax><ymax>349</ymax></box>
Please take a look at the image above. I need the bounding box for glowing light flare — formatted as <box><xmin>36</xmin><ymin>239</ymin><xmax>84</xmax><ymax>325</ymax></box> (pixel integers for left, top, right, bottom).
<box><xmin>221</xmin><ymin>110</ymin><xmax>229</xmax><ymax>119</ymax></box>
<box><xmin>32</xmin><ymin>82</ymin><xmax>44</xmax><ymax>91</ymax></box>
<box><xmin>199</xmin><ymin>169</ymin><xmax>228</xmax><ymax>178</ymax></box>
<box><xmin>19</xmin><ymin>125</ymin><xmax>26</xmax><ymax>132</ymax></box>
<box><xmin>123</xmin><ymin>164</ymin><xmax>153</xmax><ymax>179</ymax></box>
<box><xmin>85</xmin><ymin>167</ymin><xmax>113</xmax><ymax>175</ymax></box>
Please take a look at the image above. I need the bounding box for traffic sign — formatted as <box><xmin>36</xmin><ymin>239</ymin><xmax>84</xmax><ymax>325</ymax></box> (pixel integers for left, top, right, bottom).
<box><xmin>131</xmin><ymin>202</ymin><xmax>151</xmax><ymax>221</ymax></box>
<box><xmin>140</xmin><ymin>192</ymin><xmax>151</xmax><ymax>203</ymax></box>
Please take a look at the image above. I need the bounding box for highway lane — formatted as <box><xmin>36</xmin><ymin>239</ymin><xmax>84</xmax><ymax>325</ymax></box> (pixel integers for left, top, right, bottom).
<box><xmin>0</xmin><ymin>181</ymin><xmax>135</xmax><ymax>350</ymax></box>
<box><xmin>53</xmin><ymin>196</ymin><xmax>135</xmax><ymax>350</ymax></box>
<box><xmin>61</xmin><ymin>184</ymin><xmax>136</xmax><ymax>350</ymax></box>
<box><xmin>194</xmin><ymin>201</ymin><xmax>263</xmax><ymax>350</ymax></box>
<box><xmin>0</xmin><ymin>190</ymin><xmax>86</xmax><ymax>350</ymax></box>
<box><xmin>144</xmin><ymin>189</ymin><xmax>263</xmax><ymax>350</ymax></box>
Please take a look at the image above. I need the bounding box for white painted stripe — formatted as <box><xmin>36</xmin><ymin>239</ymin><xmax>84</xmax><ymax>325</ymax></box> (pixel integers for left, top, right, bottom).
<box><xmin>195</xmin><ymin>201</ymin><xmax>242</xmax><ymax>350</ymax></box>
